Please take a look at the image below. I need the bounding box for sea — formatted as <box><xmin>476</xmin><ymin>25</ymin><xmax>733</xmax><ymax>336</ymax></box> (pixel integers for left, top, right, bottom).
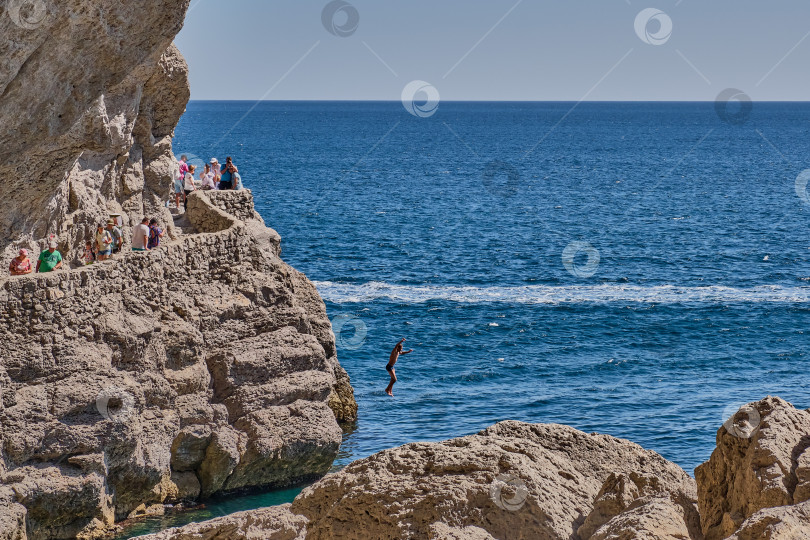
<box><xmin>119</xmin><ymin>100</ymin><xmax>810</xmax><ymax>537</ymax></box>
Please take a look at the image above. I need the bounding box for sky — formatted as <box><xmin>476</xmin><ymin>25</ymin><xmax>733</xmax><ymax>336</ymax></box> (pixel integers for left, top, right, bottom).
<box><xmin>175</xmin><ymin>0</ymin><xmax>810</xmax><ymax>101</ymax></box>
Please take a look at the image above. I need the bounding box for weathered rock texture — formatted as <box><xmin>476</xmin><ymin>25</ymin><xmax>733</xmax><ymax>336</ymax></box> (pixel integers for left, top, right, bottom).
<box><xmin>0</xmin><ymin>0</ymin><xmax>191</xmax><ymax>260</ymax></box>
<box><xmin>696</xmin><ymin>396</ymin><xmax>810</xmax><ymax>540</ymax></box>
<box><xmin>728</xmin><ymin>500</ymin><xmax>810</xmax><ymax>540</ymax></box>
<box><xmin>1</xmin><ymin>2</ymin><xmax>358</xmax><ymax>538</ymax></box>
<box><xmin>0</xmin><ymin>191</ymin><xmax>356</xmax><ymax>539</ymax></box>
<box><xmin>292</xmin><ymin>421</ymin><xmax>700</xmax><ymax>540</ymax></box>
<box><xmin>141</xmin><ymin>397</ymin><xmax>810</xmax><ymax>540</ymax></box>
<box><xmin>141</xmin><ymin>421</ymin><xmax>700</xmax><ymax>540</ymax></box>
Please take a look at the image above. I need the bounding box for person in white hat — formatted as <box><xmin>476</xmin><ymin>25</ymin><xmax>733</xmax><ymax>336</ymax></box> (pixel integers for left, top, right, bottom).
<box><xmin>210</xmin><ymin>158</ymin><xmax>221</xmax><ymax>189</ymax></box>
<box><xmin>36</xmin><ymin>240</ymin><xmax>63</xmax><ymax>273</ymax></box>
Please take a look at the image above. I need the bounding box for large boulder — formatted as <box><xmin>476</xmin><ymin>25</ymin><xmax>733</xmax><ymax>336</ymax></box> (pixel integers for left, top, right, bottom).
<box><xmin>727</xmin><ymin>500</ymin><xmax>810</xmax><ymax>540</ymax></box>
<box><xmin>695</xmin><ymin>396</ymin><xmax>810</xmax><ymax>539</ymax></box>
<box><xmin>291</xmin><ymin>421</ymin><xmax>699</xmax><ymax>540</ymax></box>
<box><xmin>138</xmin><ymin>504</ymin><xmax>307</xmax><ymax>540</ymax></box>
<box><xmin>138</xmin><ymin>421</ymin><xmax>700</xmax><ymax>540</ymax></box>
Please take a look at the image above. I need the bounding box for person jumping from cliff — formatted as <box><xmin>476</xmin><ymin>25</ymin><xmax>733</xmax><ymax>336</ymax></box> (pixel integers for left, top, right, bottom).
<box><xmin>386</xmin><ymin>338</ymin><xmax>414</xmax><ymax>397</ymax></box>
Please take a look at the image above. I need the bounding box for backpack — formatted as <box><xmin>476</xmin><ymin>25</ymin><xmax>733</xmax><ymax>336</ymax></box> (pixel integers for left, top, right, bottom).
<box><xmin>148</xmin><ymin>226</ymin><xmax>160</xmax><ymax>248</ymax></box>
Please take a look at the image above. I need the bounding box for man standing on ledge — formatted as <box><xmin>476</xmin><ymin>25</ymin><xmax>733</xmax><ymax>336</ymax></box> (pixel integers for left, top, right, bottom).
<box><xmin>386</xmin><ymin>338</ymin><xmax>414</xmax><ymax>397</ymax></box>
<box><xmin>132</xmin><ymin>217</ymin><xmax>150</xmax><ymax>252</ymax></box>
<box><xmin>36</xmin><ymin>241</ymin><xmax>63</xmax><ymax>273</ymax></box>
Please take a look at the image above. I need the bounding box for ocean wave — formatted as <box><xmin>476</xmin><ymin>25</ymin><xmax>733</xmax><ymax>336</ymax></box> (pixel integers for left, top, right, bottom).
<box><xmin>313</xmin><ymin>281</ymin><xmax>810</xmax><ymax>305</ymax></box>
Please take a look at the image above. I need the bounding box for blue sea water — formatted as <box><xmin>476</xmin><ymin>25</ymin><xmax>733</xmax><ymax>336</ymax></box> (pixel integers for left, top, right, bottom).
<box><xmin>129</xmin><ymin>100</ymin><xmax>810</xmax><ymax>535</ymax></box>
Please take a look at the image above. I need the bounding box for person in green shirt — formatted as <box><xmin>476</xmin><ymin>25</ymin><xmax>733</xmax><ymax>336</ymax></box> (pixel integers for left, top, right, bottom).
<box><xmin>36</xmin><ymin>241</ymin><xmax>63</xmax><ymax>273</ymax></box>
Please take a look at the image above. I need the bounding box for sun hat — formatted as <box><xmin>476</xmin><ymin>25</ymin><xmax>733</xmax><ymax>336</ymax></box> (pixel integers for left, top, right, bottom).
<box><xmin>48</xmin><ymin>240</ymin><xmax>58</xmax><ymax>249</ymax></box>
<box><xmin>19</xmin><ymin>248</ymin><xmax>27</xmax><ymax>256</ymax></box>
<box><xmin>107</xmin><ymin>219</ymin><xmax>115</xmax><ymax>226</ymax></box>
<box><xmin>210</xmin><ymin>158</ymin><xmax>219</xmax><ymax>163</ymax></box>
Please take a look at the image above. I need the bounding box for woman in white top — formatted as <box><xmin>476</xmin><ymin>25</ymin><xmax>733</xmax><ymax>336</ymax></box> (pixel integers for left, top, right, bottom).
<box><xmin>200</xmin><ymin>164</ymin><xmax>216</xmax><ymax>190</ymax></box>
<box><xmin>210</xmin><ymin>158</ymin><xmax>221</xmax><ymax>188</ymax></box>
<box><xmin>183</xmin><ymin>165</ymin><xmax>197</xmax><ymax>211</ymax></box>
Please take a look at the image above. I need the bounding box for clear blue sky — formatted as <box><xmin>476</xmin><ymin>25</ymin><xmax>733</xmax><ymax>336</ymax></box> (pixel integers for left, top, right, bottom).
<box><xmin>176</xmin><ymin>0</ymin><xmax>810</xmax><ymax>101</ymax></box>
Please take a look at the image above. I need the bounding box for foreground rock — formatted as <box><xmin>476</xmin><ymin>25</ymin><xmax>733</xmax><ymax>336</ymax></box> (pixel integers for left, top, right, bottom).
<box><xmin>141</xmin><ymin>397</ymin><xmax>810</xmax><ymax>540</ymax></box>
<box><xmin>138</xmin><ymin>505</ymin><xmax>306</xmax><ymax>540</ymax></box>
<box><xmin>728</xmin><ymin>500</ymin><xmax>810</xmax><ymax>539</ymax></box>
<box><xmin>696</xmin><ymin>396</ymin><xmax>810</xmax><ymax>539</ymax></box>
<box><xmin>0</xmin><ymin>191</ymin><xmax>357</xmax><ymax>539</ymax></box>
<box><xmin>142</xmin><ymin>421</ymin><xmax>700</xmax><ymax>540</ymax></box>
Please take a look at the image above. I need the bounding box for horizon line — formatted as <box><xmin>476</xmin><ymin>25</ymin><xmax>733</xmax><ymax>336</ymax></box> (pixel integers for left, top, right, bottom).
<box><xmin>186</xmin><ymin>99</ymin><xmax>810</xmax><ymax>103</ymax></box>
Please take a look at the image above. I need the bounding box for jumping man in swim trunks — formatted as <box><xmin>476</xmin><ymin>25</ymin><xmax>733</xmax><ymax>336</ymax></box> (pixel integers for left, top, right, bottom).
<box><xmin>386</xmin><ymin>338</ymin><xmax>414</xmax><ymax>396</ymax></box>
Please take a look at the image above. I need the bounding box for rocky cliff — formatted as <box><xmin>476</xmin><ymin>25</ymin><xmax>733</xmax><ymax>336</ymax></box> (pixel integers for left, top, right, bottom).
<box><xmin>0</xmin><ymin>0</ymin><xmax>191</xmax><ymax>259</ymax></box>
<box><xmin>141</xmin><ymin>397</ymin><xmax>810</xmax><ymax>540</ymax></box>
<box><xmin>0</xmin><ymin>3</ymin><xmax>358</xmax><ymax>537</ymax></box>
<box><xmin>0</xmin><ymin>190</ymin><xmax>357</xmax><ymax>539</ymax></box>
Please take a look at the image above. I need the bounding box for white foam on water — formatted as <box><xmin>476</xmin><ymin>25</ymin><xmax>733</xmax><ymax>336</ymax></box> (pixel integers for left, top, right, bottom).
<box><xmin>313</xmin><ymin>281</ymin><xmax>810</xmax><ymax>305</ymax></box>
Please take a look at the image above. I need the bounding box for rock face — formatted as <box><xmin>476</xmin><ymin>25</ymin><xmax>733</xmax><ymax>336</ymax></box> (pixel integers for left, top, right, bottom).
<box><xmin>0</xmin><ymin>3</ymin><xmax>357</xmax><ymax>538</ymax></box>
<box><xmin>141</xmin><ymin>397</ymin><xmax>810</xmax><ymax>540</ymax></box>
<box><xmin>0</xmin><ymin>0</ymin><xmax>190</xmax><ymax>260</ymax></box>
<box><xmin>292</xmin><ymin>421</ymin><xmax>700</xmax><ymax>540</ymax></box>
<box><xmin>0</xmin><ymin>190</ymin><xmax>357</xmax><ymax>539</ymax></box>
<box><xmin>696</xmin><ymin>396</ymin><xmax>810</xmax><ymax>540</ymax></box>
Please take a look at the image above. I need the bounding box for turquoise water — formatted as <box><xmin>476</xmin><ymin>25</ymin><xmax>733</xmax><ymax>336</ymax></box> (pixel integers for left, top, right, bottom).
<box><xmin>126</xmin><ymin>100</ymin><xmax>810</xmax><ymax>536</ymax></box>
<box><xmin>115</xmin><ymin>487</ymin><xmax>303</xmax><ymax>538</ymax></box>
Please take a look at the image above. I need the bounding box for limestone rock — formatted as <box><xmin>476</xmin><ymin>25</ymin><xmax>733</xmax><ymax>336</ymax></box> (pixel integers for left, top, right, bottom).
<box><xmin>136</xmin><ymin>504</ymin><xmax>307</xmax><ymax>540</ymax></box>
<box><xmin>127</xmin><ymin>504</ymin><xmax>165</xmax><ymax>520</ymax></box>
<box><xmin>0</xmin><ymin>2</ymin><xmax>356</xmax><ymax>538</ymax></box>
<box><xmin>588</xmin><ymin>496</ymin><xmax>698</xmax><ymax>540</ymax></box>
<box><xmin>429</xmin><ymin>523</ymin><xmax>497</xmax><ymax>539</ymax></box>
<box><xmin>727</xmin><ymin>500</ymin><xmax>810</xmax><ymax>539</ymax></box>
<box><xmin>0</xmin><ymin>0</ymin><xmax>191</xmax><ymax>259</ymax></box>
<box><xmin>3</xmin><ymin>464</ymin><xmax>114</xmax><ymax>539</ymax></box>
<box><xmin>167</xmin><ymin>471</ymin><xmax>201</xmax><ymax>503</ymax></box>
<box><xmin>170</xmin><ymin>426</ymin><xmax>212</xmax><ymax>472</ymax></box>
<box><xmin>98</xmin><ymin>398</ymin><xmax>810</xmax><ymax>540</ymax></box>
<box><xmin>198</xmin><ymin>426</ymin><xmax>244</xmax><ymax>499</ymax></box>
<box><xmin>0</xmin><ymin>192</ymin><xmax>357</xmax><ymax>536</ymax></box>
<box><xmin>0</xmin><ymin>488</ymin><xmax>28</xmax><ymax>540</ymax></box>
<box><xmin>695</xmin><ymin>396</ymin><xmax>810</xmax><ymax>539</ymax></box>
<box><xmin>291</xmin><ymin>421</ymin><xmax>698</xmax><ymax>540</ymax></box>
<box><xmin>579</xmin><ymin>472</ymin><xmax>700</xmax><ymax>539</ymax></box>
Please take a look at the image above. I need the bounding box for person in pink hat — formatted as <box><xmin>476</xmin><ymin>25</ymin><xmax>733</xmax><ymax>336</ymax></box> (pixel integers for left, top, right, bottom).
<box><xmin>9</xmin><ymin>248</ymin><xmax>33</xmax><ymax>275</ymax></box>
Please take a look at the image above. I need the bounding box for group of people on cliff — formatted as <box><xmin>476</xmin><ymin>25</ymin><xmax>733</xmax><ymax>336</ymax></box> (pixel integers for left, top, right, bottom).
<box><xmin>8</xmin><ymin>242</ymin><xmax>62</xmax><ymax>275</ymax></box>
<box><xmin>174</xmin><ymin>155</ymin><xmax>243</xmax><ymax>211</ymax></box>
<box><xmin>8</xmin><ymin>154</ymin><xmax>246</xmax><ymax>276</ymax></box>
<box><xmin>8</xmin><ymin>217</ymin><xmax>166</xmax><ymax>276</ymax></box>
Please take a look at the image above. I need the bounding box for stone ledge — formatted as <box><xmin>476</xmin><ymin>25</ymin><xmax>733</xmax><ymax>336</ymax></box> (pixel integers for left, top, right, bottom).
<box><xmin>0</xmin><ymin>190</ymin><xmax>258</xmax><ymax>324</ymax></box>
